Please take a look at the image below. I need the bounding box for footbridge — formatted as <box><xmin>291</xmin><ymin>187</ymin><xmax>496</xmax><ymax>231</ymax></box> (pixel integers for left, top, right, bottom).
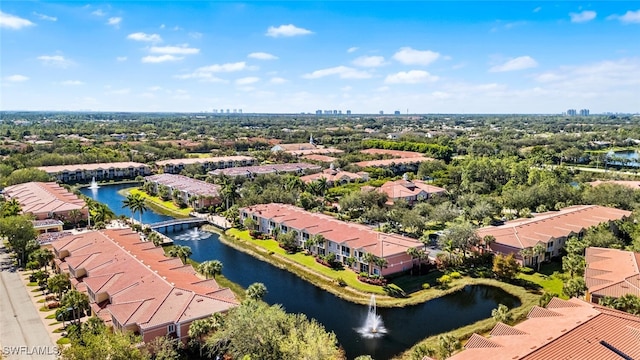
<box><xmin>149</xmin><ymin>218</ymin><xmax>208</xmax><ymax>234</ymax></box>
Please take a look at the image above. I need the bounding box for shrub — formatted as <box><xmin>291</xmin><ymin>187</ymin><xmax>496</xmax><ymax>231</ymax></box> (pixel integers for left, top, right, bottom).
<box><xmin>422</xmin><ymin>283</ymin><xmax>431</xmax><ymax>290</ymax></box>
<box><xmin>449</xmin><ymin>271</ymin><xmax>462</xmax><ymax>279</ymax></box>
<box><xmin>46</xmin><ymin>294</ymin><xmax>57</xmax><ymax>301</ymax></box>
<box><xmin>437</xmin><ymin>275</ymin><xmax>452</xmax><ymax>288</ymax></box>
<box><xmin>357</xmin><ymin>275</ymin><xmax>387</xmax><ymax>286</ymax></box>
<box><xmin>47</xmin><ymin>301</ymin><xmax>60</xmax><ymax>309</ymax></box>
<box><xmin>335</xmin><ymin>277</ymin><xmax>347</xmax><ymax>287</ymax></box>
<box><xmin>520</xmin><ymin>267</ymin><xmax>534</xmax><ymax>274</ymax></box>
<box><xmin>383</xmin><ymin>284</ymin><xmax>406</xmax><ymax>298</ymax></box>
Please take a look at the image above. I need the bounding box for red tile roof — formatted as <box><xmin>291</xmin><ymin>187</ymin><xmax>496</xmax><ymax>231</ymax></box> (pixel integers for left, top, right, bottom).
<box><xmin>449</xmin><ymin>297</ymin><xmax>640</xmax><ymax>360</ymax></box>
<box><xmin>37</xmin><ymin>162</ymin><xmax>149</xmax><ymax>174</ymax></box>
<box><xmin>241</xmin><ymin>203</ymin><xmax>423</xmax><ymax>258</ymax></box>
<box><xmin>301</xmin><ymin>154</ymin><xmax>339</xmax><ymax>163</ymax></box>
<box><xmin>210</xmin><ymin>162</ymin><xmax>321</xmax><ymax>177</ymax></box>
<box><xmin>585</xmin><ymin>247</ymin><xmax>640</xmax><ymax>300</ymax></box>
<box><xmin>589</xmin><ymin>180</ymin><xmax>640</xmax><ymax>190</ymax></box>
<box><xmin>286</xmin><ymin>148</ymin><xmax>344</xmax><ymax>156</ymax></box>
<box><xmin>145</xmin><ymin>174</ymin><xmax>221</xmax><ymax>197</ymax></box>
<box><xmin>4</xmin><ymin>182</ymin><xmax>87</xmax><ymax>217</ymax></box>
<box><xmin>52</xmin><ymin>229</ymin><xmax>238</xmax><ymax>335</ymax></box>
<box><xmin>156</xmin><ymin>155</ymin><xmax>255</xmax><ymax>166</ymax></box>
<box><xmin>300</xmin><ymin>168</ymin><xmax>364</xmax><ymax>184</ymax></box>
<box><xmin>360</xmin><ymin>149</ymin><xmax>424</xmax><ymax>158</ymax></box>
<box><xmin>478</xmin><ymin>205</ymin><xmax>631</xmax><ymax>251</ymax></box>
<box><xmin>374</xmin><ymin>179</ymin><xmax>446</xmax><ymax>204</ymax></box>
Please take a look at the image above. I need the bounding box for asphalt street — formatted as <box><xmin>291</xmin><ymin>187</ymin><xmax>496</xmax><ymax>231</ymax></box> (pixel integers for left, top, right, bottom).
<box><xmin>0</xmin><ymin>243</ymin><xmax>58</xmax><ymax>360</ymax></box>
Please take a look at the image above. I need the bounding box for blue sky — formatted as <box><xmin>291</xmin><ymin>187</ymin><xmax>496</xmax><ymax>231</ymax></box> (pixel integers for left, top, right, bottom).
<box><xmin>1</xmin><ymin>1</ymin><xmax>639</xmax><ymax>114</ymax></box>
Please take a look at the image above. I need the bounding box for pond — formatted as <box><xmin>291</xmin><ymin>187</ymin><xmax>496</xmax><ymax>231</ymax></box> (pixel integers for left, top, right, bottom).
<box><xmin>80</xmin><ymin>183</ymin><xmax>173</xmax><ymax>224</ymax></box>
<box><xmin>86</xmin><ymin>184</ymin><xmax>521</xmax><ymax>359</ymax></box>
<box><xmin>607</xmin><ymin>150</ymin><xmax>640</xmax><ymax>167</ymax></box>
<box><xmin>171</xmin><ymin>229</ymin><xmax>520</xmax><ymax>359</ymax></box>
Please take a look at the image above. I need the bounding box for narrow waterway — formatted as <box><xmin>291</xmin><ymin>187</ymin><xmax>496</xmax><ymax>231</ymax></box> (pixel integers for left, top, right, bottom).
<box><xmin>83</xmin><ymin>184</ymin><xmax>520</xmax><ymax>359</ymax></box>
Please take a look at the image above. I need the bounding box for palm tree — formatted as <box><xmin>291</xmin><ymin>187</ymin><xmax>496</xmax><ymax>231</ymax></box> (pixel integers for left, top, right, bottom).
<box><xmin>91</xmin><ymin>203</ymin><xmax>115</xmax><ymax>224</ymax></box>
<box><xmin>1</xmin><ymin>198</ymin><xmax>21</xmax><ymax>217</ymax></box>
<box><xmin>67</xmin><ymin>209</ymin><xmax>83</xmax><ymax>228</ymax></box>
<box><xmin>188</xmin><ymin>318</ymin><xmax>213</xmax><ymax>357</ymax></box>
<box><xmin>406</xmin><ymin>247</ymin><xmax>428</xmax><ymax>275</ymax></box>
<box><xmin>47</xmin><ymin>273</ymin><xmax>71</xmax><ymax>300</ymax></box>
<box><xmin>172</xmin><ymin>245</ymin><xmax>192</xmax><ymax>264</ymax></box>
<box><xmin>32</xmin><ymin>248</ymin><xmax>54</xmax><ymax>271</ymax></box>
<box><xmin>61</xmin><ymin>289</ymin><xmax>90</xmax><ymax>325</ymax></box>
<box><xmin>532</xmin><ymin>243</ymin><xmax>546</xmax><ymax>271</ymax></box>
<box><xmin>122</xmin><ymin>193</ymin><xmax>148</xmax><ymax>224</ymax></box>
<box><xmin>209</xmin><ymin>260</ymin><xmax>223</xmax><ymax>278</ymax></box>
<box><xmin>197</xmin><ymin>260</ymin><xmax>222</xmax><ymax>279</ymax></box>
<box><xmin>491</xmin><ymin>304</ymin><xmax>513</xmax><ymax>324</ymax></box>
<box><xmin>519</xmin><ymin>247</ymin><xmax>533</xmax><ymax>268</ymax></box>
<box><xmin>246</xmin><ymin>282</ymin><xmax>268</xmax><ymax>301</ymax></box>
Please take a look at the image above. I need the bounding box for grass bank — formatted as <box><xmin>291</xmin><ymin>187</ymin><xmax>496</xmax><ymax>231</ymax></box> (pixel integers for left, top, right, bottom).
<box><xmin>118</xmin><ymin>187</ymin><xmax>192</xmax><ymax>218</ymax></box>
<box><xmin>393</xmin><ymin>279</ymin><xmax>541</xmax><ymax>360</ymax></box>
<box><xmin>220</xmin><ymin>228</ymin><xmax>540</xmax><ymax>309</ymax></box>
<box><xmin>516</xmin><ymin>261</ymin><xmax>568</xmax><ymax>298</ymax></box>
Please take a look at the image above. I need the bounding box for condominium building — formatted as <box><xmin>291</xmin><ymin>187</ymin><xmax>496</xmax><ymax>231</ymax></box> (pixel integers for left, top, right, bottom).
<box><xmin>155</xmin><ymin>156</ymin><xmax>256</xmax><ymax>174</ymax></box>
<box><xmin>240</xmin><ymin>203</ymin><xmax>424</xmax><ymax>276</ymax></box>
<box><xmin>52</xmin><ymin>229</ymin><xmax>238</xmax><ymax>344</ymax></box>
<box><xmin>584</xmin><ymin>247</ymin><xmax>640</xmax><ymax>304</ymax></box>
<box><xmin>3</xmin><ymin>182</ymin><xmax>88</xmax><ymax>222</ymax></box>
<box><xmin>144</xmin><ymin>174</ymin><xmax>222</xmax><ymax>209</ymax></box>
<box><xmin>209</xmin><ymin>163</ymin><xmax>321</xmax><ymax>178</ymax></box>
<box><xmin>477</xmin><ymin>205</ymin><xmax>631</xmax><ymax>266</ymax></box>
<box><xmin>38</xmin><ymin>162</ymin><xmax>151</xmax><ymax>183</ymax></box>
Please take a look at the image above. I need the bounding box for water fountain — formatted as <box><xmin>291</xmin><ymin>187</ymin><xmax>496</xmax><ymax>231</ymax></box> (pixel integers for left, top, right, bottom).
<box><xmin>174</xmin><ymin>227</ymin><xmax>212</xmax><ymax>241</ymax></box>
<box><xmin>357</xmin><ymin>295</ymin><xmax>387</xmax><ymax>338</ymax></box>
<box><xmin>88</xmin><ymin>177</ymin><xmax>100</xmax><ymax>190</ymax></box>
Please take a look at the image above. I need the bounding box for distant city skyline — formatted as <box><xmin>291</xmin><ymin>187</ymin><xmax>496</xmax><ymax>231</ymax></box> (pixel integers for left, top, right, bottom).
<box><xmin>1</xmin><ymin>1</ymin><xmax>639</xmax><ymax>114</ymax></box>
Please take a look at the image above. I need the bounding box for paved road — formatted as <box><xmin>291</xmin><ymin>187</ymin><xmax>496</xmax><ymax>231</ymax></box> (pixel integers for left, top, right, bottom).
<box><xmin>0</xmin><ymin>244</ymin><xmax>58</xmax><ymax>360</ymax></box>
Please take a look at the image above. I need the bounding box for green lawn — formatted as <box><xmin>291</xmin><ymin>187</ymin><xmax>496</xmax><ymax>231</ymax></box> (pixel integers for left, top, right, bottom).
<box><xmin>516</xmin><ymin>261</ymin><xmax>567</xmax><ymax>298</ymax></box>
<box><xmin>125</xmin><ymin>188</ymin><xmax>192</xmax><ymax>217</ymax></box>
<box><xmin>227</xmin><ymin>229</ymin><xmax>386</xmax><ymax>294</ymax></box>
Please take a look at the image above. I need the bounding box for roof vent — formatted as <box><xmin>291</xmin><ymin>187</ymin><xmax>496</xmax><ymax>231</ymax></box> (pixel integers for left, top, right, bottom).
<box><xmin>176</xmin><ymin>291</ymin><xmax>183</xmax><ymax>296</ymax></box>
<box><xmin>196</xmin><ymin>298</ymin><xmax>204</xmax><ymax>302</ymax></box>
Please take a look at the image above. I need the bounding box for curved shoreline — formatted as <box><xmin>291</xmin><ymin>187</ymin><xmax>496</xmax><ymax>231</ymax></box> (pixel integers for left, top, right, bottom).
<box><xmin>209</xmin><ymin>225</ymin><xmax>539</xmax><ymax>309</ymax></box>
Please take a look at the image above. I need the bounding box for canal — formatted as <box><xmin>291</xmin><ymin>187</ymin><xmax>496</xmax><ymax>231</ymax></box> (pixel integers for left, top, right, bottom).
<box><xmin>82</xmin><ymin>184</ymin><xmax>520</xmax><ymax>359</ymax></box>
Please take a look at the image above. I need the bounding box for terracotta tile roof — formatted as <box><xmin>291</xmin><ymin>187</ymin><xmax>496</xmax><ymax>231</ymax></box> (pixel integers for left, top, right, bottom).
<box><xmin>300</xmin><ymin>168</ymin><xmax>364</xmax><ymax>184</ymax></box>
<box><xmin>210</xmin><ymin>162</ymin><xmax>321</xmax><ymax>177</ymax></box>
<box><xmin>37</xmin><ymin>162</ymin><xmax>149</xmax><ymax>174</ymax></box>
<box><xmin>589</xmin><ymin>180</ymin><xmax>640</xmax><ymax>190</ymax></box>
<box><xmin>301</xmin><ymin>154</ymin><xmax>338</xmax><ymax>163</ymax></box>
<box><xmin>241</xmin><ymin>203</ymin><xmax>423</xmax><ymax>258</ymax></box>
<box><xmin>272</xmin><ymin>143</ymin><xmax>317</xmax><ymax>151</ymax></box>
<box><xmin>449</xmin><ymin>298</ymin><xmax>640</xmax><ymax>360</ymax></box>
<box><xmin>53</xmin><ymin>229</ymin><xmax>238</xmax><ymax>338</ymax></box>
<box><xmin>145</xmin><ymin>174</ymin><xmax>221</xmax><ymax>197</ymax></box>
<box><xmin>156</xmin><ymin>155</ymin><xmax>255</xmax><ymax>166</ymax></box>
<box><xmin>285</xmin><ymin>148</ymin><xmax>344</xmax><ymax>156</ymax></box>
<box><xmin>373</xmin><ymin>179</ymin><xmax>446</xmax><ymax>204</ymax></box>
<box><xmin>4</xmin><ymin>182</ymin><xmax>87</xmax><ymax>217</ymax></box>
<box><xmin>478</xmin><ymin>205</ymin><xmax>631</xmax><ymax>251</ymax></box>
<box><xmin>585</xmin><ymin>247</ymin><xmax>640</xmax><ymax>300</ymax></box>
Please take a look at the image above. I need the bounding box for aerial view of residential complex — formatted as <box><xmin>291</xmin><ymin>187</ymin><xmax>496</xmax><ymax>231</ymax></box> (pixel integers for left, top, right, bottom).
<box><xmin>1</xmin><ymin>1</ymin><xmax>640</xmax><ymax>360</ymax></box>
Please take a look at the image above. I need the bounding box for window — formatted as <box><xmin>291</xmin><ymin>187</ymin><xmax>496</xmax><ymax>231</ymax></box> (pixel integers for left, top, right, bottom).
<box><xmin>547</xmin><ymin>241</ymin><xmax>553</xmax><ymax>249</ymax></box>
<box><xmin>168</xmin><ymin>324</ymin><xmax>176</xmax><ymax>333</ymax></box>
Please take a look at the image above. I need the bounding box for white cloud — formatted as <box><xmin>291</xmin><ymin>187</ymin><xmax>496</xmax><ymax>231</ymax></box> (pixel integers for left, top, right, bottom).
<box><xmin>607</xmin><ymin>9</ymin><xmax>640</xmax><ymax>24</ymax></box>
<box><xmin>33</xmin><ymin>12</ymin><xmax>57</xmax><ymax>21</ymax></box>
<box><xmin>489</xmin><ymin>56</ymin><xmax>538</xmax><ymax>72</ymax></box>
<box><xmin>384</xmin><ymin>70</ymin><xmax>439</xmax><ymax>84</ymax></box>
<box><xmin>392</xmin><ymin>47</ymin><xmax>441</xmax><ymax>66</ymax></box>
<box><xmin>532</xmin><ymin>58</ymin><xmax>640</xmax><ymax>91</ymax></box>
<box><xmin>150</xmin><ymin>45</ymin><xmax>200</xmax><ymax>55</ymax></box>
<box><xmin>302</xmin><ymin>66</ymin><xmax>371</xmax><ymax>79</ymax></box>
<box><xmin>5</xmin><ymin>74</ymin><xmax>29</xmax><ymax>82</ymax></box>
<box><xmin>38</xmin><ymin>55</ymin><xmax>73</xmax><ymax>68</ymax></box>
<box><xmin>0</xmin><ymin>11</ymin><xmax>35</xmax><ymax>29</ymax></box>
<box><xmin>116</xmin><ymin>56</ymin><xmax>127</xmax><ymax>62</ymax></box>
<box><xmin>248</xmin><ymin>52</ymin><xmax>278</xmax><ymax>60</ymax></box>
<box><xmin>197</xmin><ymin>62</ymin><xmax>250</xmax><ymax>73</ymax></box>
<box><xmin>141</xmin><ymin>55</ymin><xmax>184</xmax><ymax>63</ymax></box>
<box><xmin>148</xmin><ymin>86</ymin><xmax>163</xmax><ymax>91</ymax></box>
<box><xmin>266</xmin><ymin>24</ymin><xmax>312</xmax><ymax>37</ymax></box>
<box><xmin>61</xmin><ymin>80</ymin><xmax>84</xmax><ymax>86</ymax></box>
<box><xmin>533</xmin><ymin>7</ymin><xmax>542</xmax><ymax>13</ymax></box>
<box><xmin>91</xmin><ymin>9</ymin><xmax>106</xmax><ymax>17</ymax></box>
<box><xmin>236</xmin><ymin>77</ymin><xmax>260</xmax><ymax>85</ymax></box>
<box><xmin>352</xmin><ymin>55</ymin><xmax>386</xmax><ymax>68</ymax></box>
<box><xmin>570</xmin><ymin>10</ymin><xmax>597</xmax><ymax>23</ymax></box>
<box><xmin>270</xmin><ymin>77</ymin><xmax>287</xmax><ymax>84</ymax></box>
<box><xmin>127</xmin><ymin>32</ymin><xmax>162</xmax><ymax>42</ymax></box>
<box><xmin>107</xmin><ymin>17</ymin><xmax>122</xmax><ymax>28</ymax></box>
<box><xmin>189</xmin><ymin>32</ymin><xmax>203</xmax><ymax>39</ymax></box>
<box><xmin>175</xmin><ymin>61</ymin><xmax>249</xmax><ymax>81</ymax></box>
<box><xmin>160</xmin><ymin>24</ymin><xmax>166</xmax><ymax>29</ymax></box>
<box><xmin>347</xmin><ymin>47</ymin><xmax>359</xmax><ymax>53</ymax></box>
<box><xmin>105</xmin><ymin>88</ymin><xmax>130</xmax><ymax>95</ymax></box>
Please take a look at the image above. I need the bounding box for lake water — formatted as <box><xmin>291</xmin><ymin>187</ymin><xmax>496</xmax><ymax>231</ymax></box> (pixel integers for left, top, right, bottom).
<box><xmin>171</xmin><ymin>229</ymin><xmax>519</xmax><ymax>359</ymax></box>
<box><xmin>80</xmin><ymin>183</ymin><xmax>173</xmax><ymax>224</ymax></box>
<box><xmin>607</xmin><ymin>150</ymin><xmax>640</xmax><ymax>167</ymax></box>
<box><xmin>86</xmin><ymin>184</ymin><xmax>520</xmax><ymax>359</ymax></box>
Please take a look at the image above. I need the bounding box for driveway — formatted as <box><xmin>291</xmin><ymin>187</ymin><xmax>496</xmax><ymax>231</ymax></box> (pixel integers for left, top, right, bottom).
<box><xmin>0</xmin><ymin>244</ymin><xmax>58</xmax><ymax>360</ymax></box>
